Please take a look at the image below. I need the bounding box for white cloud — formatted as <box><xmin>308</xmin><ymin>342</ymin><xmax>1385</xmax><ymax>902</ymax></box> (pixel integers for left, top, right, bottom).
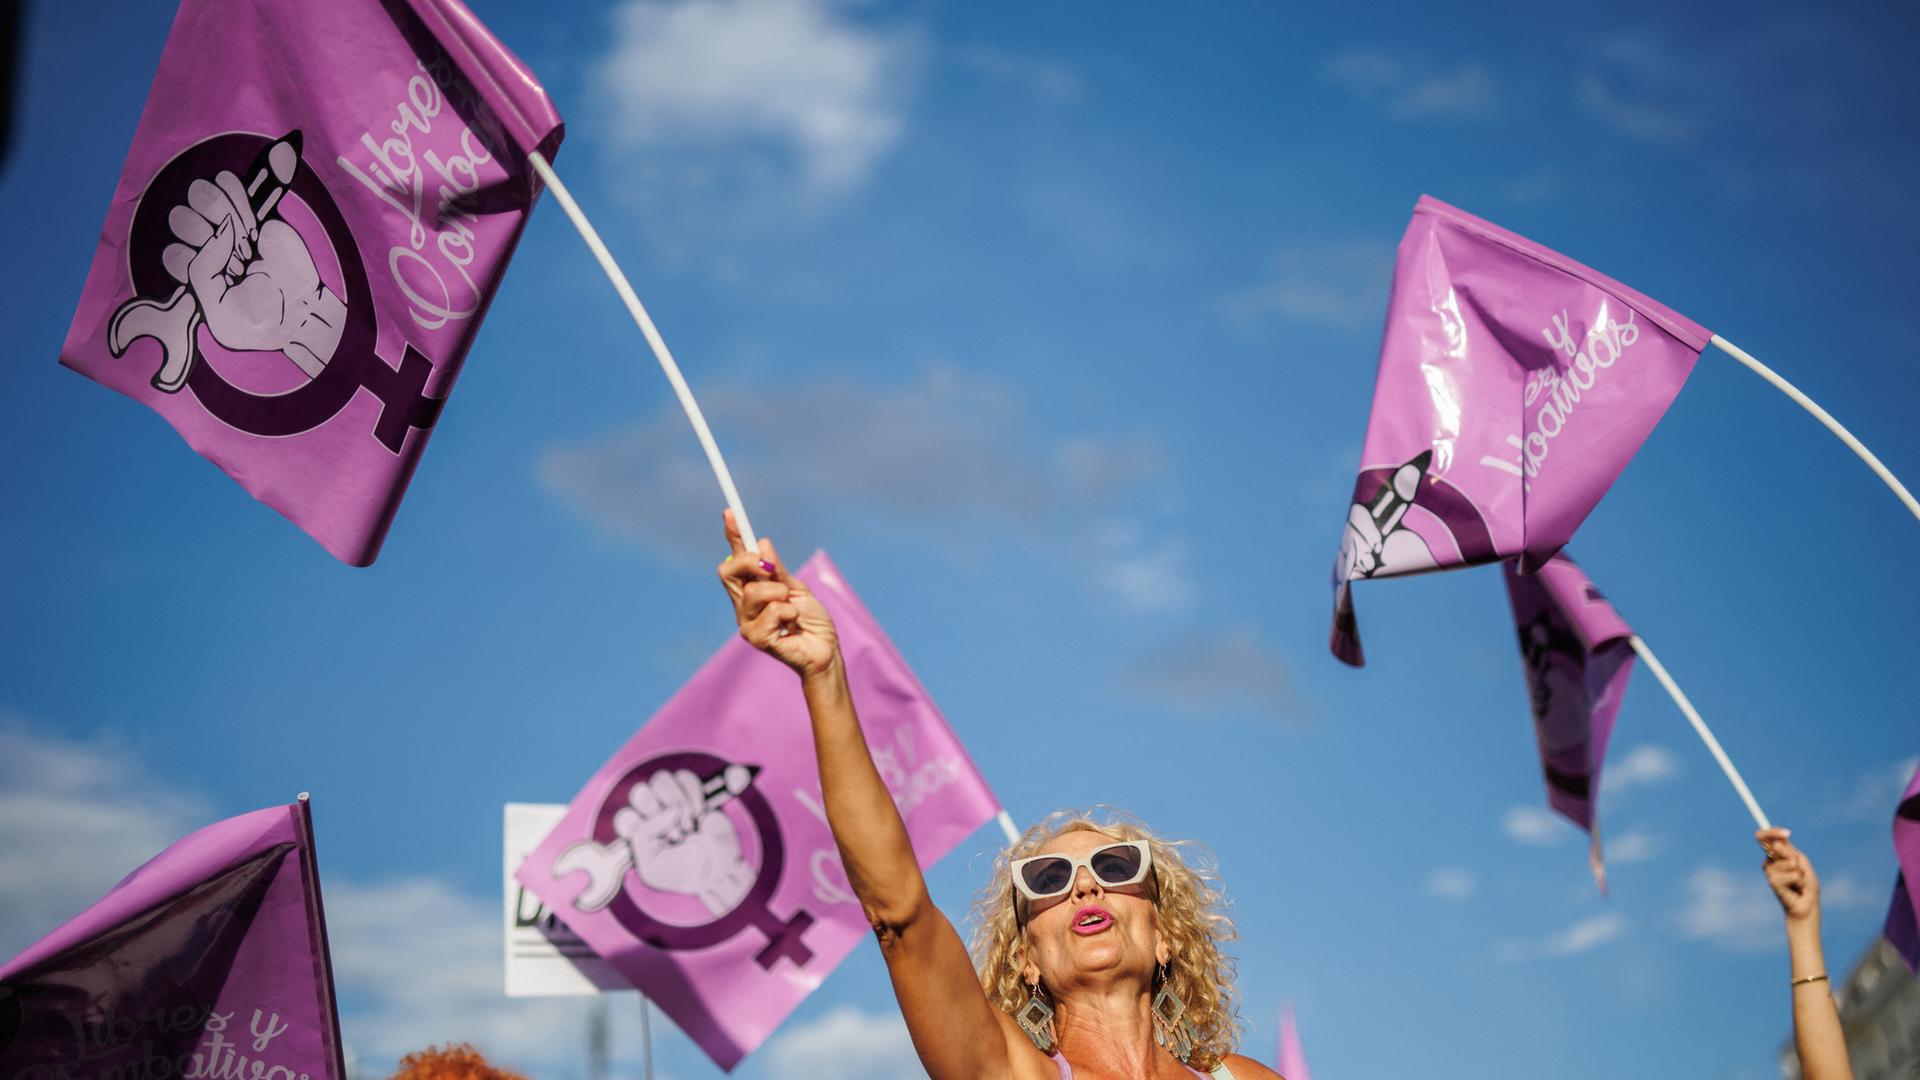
<box><xmin>1504</xmin><ymin>166</ymin><xmax>1562</xmax><ymax>206</ymax></box>
<box><xmin>1677</xmin><ymin>866</ymin><xmax>1781</xmax><ymax>951</ymax></box>
<box><xmin>1091</xmin><ymin>519</ymin><xmax>1195</xmax><ymax>616</ymax></box>
<box><xmin>1494</xmin><ymin>910</ymin><xmax>1628</xmax><ymax>963</ymax></box>
<box><xmin>1123</xmin><ymin>625</ymin><xmax>1295</xmax><ymax>718</ymax></box>
<box><xmin>326</xmin><ymin>878</ymin><xmax>596</xmax><ymax>1075</ymax></box>
<box><xmin>1320</xmin><ymin>49</ymin><xmax>1401</xmax><ymax>97</ymax></box>
<box><xmin>1503</xmin><ymin>805</ymin><xmax>1571</xmax><ymax>847</ymax></box>
<box><xmin>1423</xmin><ymin>865</ymin><xmax>1479</xmax><ymax>903</ymax></box>
<box><xmin>1321</xmin><ymin>49</ymin><xmax>1497</xmax><ymax>121</ymax></box>
<box><xmin>592</xmin><ymin>0</ymin><xmax>919</xmax><ymax>199</ymax></box>
<box><xmin>1845</xmin><ymin>755</ymin><xmax>1920</xmax><ymax>821</ymax></box>
<box><xmin>1226</xmin><ymin>241</ymin><xmax>1394</xmax><ymax>329</ymax></box>
<box><xmin>764</xmin><ymin>1005</ymin><xmax>923</xmax><ymax>1080</ymax></box>
<box><xmin>1816</xmin><ymin>872</ymin><xmax>1885</xmax><ymax>913</ymax></box>
<box><xmin>1111</xmin><ymin>545</ymin><xmax>1194</xmax><ymax>614</ymax></box>
<box><xmin>1573</xmin><ymin>32</ymin><xmax>1707</xmax><ymax>146</ymax></box>
<box><xmin>1578</xmin><ymin>72</ymin><xmax>1696</xmax><ymax>145</ymax></box>
<box><xmin>0</xmin><ymin>722</ymin><xmax>616</xmax><ymax>1079</ymax></box>
<box><xmin>1602</xmin><ymin>744</ymin><xmax>1680</xmax><ymax>795</ymax></box>
<box><xmin>950</xmin><ymin>45</ymin><xmax>1082</xmax><ymax>105</ymax></box>
<box><xmin>1056</xmin><ymin>438</ymin><xmax>1167</xmax><ymax>509</ymax></box>
<box><xmin>1390</xmin><ymin>66</ymin><xmax>1497</xmax><ymax>120</ymax></box>
<box><xmin>538</xmin><ymin>366</ymin><xmax>1167</xmax><ymax>559</ymax></box>
<box><xmin>0</xmin><ymin>717</ymin><xmax>207</xmax><ymax>959</ymax></box>
<box><xmin>1539</xmin><ymin>911</ymin><xmax>1628</xmax><ymax>957</ymax></box>
<box><xmin>1605</xmin><ymin>828</ymin><xmax>1660</xmax><ymax>865</ymax></box>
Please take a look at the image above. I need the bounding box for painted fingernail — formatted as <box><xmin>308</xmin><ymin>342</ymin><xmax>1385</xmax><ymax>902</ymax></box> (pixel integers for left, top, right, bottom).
<box><xmin>759</xmin><ymin>560</ymin><xmax>777</xmax><ymax>574</ymax></box>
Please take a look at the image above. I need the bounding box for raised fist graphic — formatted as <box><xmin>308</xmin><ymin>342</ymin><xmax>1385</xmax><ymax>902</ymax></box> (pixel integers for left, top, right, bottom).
<box><xmin>614</xmin><ymin>768</ymin><xmax>755</xmax><ymax>917</ymax></box>
<box><xmin>109</xmin><ymin>132</ymin><xmax>344</xmax><ymax>392</ymax></box>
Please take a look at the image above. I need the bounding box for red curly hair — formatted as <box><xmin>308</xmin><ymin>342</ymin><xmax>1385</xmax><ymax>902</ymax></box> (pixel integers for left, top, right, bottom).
<box><xmin>388</xmin><ymin>1044</ymin><xmax>528</xmax><ymax>1080</ymax></box>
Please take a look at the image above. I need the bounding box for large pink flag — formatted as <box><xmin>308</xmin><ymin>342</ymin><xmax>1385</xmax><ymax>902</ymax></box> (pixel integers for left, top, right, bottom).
<box><xmin>61</xmin><ymin>0</ymin><xmax>563</xmax><ymax>565</ymax></box>
<box><xmin>1331</xmin><ymin>195</ymin><xmax>1708</xmax><ymax>665</ymax></box>
<box><xmin>515</xmin><ymin>552</ymin><xmax>1003</xmax><ymax>1071</ymax></box>
<box><xmin>1888</xmin><ymin>762</ymin><xmax>1920</xmax><ymax>972</ymax></box>
<box><xmin>0</xmin><ymin>799</ymin><xmax>343</xmax><ymax>1079</ymax></box>
<box><xmin>1277</xmin><ymin>1002</ymin><xmax>1312</xmax><ymax>1080</ymax></box>
<box><xmin>1503</xmin><ymin>553</ymin><xmax>1636</xmax><ymax>888</ymax></box>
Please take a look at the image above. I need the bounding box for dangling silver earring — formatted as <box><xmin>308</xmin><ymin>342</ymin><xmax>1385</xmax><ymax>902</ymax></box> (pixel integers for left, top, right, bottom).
<box><xmin>1017</xmin><ymin>985</ymin><xmax>1056</xmax><ymax>1054</ymax></box>
<box><xmin>1151</xmin><ymin>963</ymin><xmax>1194</xmax><ymax>1064</ymax></box>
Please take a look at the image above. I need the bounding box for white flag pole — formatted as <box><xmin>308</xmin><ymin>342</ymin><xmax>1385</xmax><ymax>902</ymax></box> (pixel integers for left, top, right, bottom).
<box><xmin>1626</xmin><ymin>635</ymin><xmax>1771</xmax><ymax>831</ymax></box>
<box><xmin>638</xmin><ymin>996</ymin><xmax>655</xmax><ymax>1080</ymax></box>
<box><xmin>1711</xmin><ymin>336</ymin><xmax>1920</xmax><ymax>524</ymax></box>
<box><xmin>526</xmin><ymin>151</ymin><xmax>762</xmax><ymax>554</ymax></box>
<box><xmin>530</xmin><ymin>153</ymin><xmax>1024</xmax><ymax>870</ymax></box>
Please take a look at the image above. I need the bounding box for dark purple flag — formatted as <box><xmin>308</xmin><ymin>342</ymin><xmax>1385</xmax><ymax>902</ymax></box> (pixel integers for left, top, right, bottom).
<box><xmin>1504</xmin><ymin>553</ymin><xmax>1635</xmax><ymax>889</ymax></box>
<box><xmin>1888</xmin><ymin>763</ymin><xmax>1920</xmax><ymax>972</ymax></box>
<box><xmin>0</xmin><ymin>799</ymin><xmax>344</xmax><ymax>1080</ymax></box>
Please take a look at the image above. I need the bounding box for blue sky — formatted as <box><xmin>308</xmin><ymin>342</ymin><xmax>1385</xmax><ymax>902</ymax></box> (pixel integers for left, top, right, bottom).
<box><xmin>3</xmin><ymin>1</ymin><xmax>1919</xmax><ymax>1078</ymax></box>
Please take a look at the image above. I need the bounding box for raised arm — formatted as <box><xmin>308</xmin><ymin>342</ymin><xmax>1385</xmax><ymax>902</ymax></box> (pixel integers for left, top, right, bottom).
<box><xmin>717</xmin><ymin>512</ymin><xmax>1033</xmax><ymax>1080</ymax></box>
<box><xmin>1759</xmin><ymin>828</ymin><xmax>1854</xmax><ymax>1080</ymax></box>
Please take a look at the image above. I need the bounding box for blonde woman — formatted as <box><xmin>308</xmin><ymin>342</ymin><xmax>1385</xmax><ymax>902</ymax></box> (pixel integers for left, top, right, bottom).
<box><xmin>719</xmin><ymin>514</ymin><xmax>1283</xmax><ymax>1080</ymax></box>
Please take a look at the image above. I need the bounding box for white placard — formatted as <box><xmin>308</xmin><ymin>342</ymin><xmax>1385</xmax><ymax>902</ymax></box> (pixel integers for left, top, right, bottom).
<box><xmin>504</xmin><ymin>802</ymin><xmax>634</xmax><ymax>997</ymax></box>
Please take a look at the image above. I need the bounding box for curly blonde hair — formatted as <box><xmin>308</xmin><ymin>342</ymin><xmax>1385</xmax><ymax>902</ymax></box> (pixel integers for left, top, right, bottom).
<box><xmin>967</xmin><ymin>807</ymin><xmax>1241</xmax><ymax>1071</ymax></box>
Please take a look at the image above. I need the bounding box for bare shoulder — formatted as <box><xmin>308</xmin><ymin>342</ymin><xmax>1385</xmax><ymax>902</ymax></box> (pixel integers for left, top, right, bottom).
<box><xmin>1223</xmin><ymin>1053</ymin><xmax>1286</xmax><ymax>1080</ymax></box>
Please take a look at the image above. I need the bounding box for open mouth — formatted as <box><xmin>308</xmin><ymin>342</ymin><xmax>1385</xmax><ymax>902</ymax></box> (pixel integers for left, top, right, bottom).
<box><xmin>1071</xmin><ymin>906</ymin><xmax>1113</xmax><ymax>935</ymax></box>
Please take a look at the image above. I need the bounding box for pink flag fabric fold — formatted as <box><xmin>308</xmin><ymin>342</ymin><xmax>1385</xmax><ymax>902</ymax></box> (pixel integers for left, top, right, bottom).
<box><xmin>1331</xmin><ymin>195</ymin><xmax>1707</xmax><ymax>665</ymax></box>
<box><xmin>60</xmin><ymin>0</ymin><xmax>563</xmax><ymax>565</ymax></box>
<box><xmin>1503</xmin><ymin>553</ymin><xmax>1636</xmax><ymax>888</ymax></box>
<box><xmin>1888</xmin><ymin>762</ymin><xmax>1920</xmax><ymax>972</ymax></box>
<box><xmin>1277</xmin><ymin>1001</ymin><xmax>1312</xmax><ymax>1080</ymax></box>
<box><xmin>515</xmin><ymin>552</ymin><xmax>1003</xmax><ymax>1071</ymax></box>
<box><xmin>0</xmin><ymin>799</ymin><xmax>344</xmax><ymax>1080</ymax></box>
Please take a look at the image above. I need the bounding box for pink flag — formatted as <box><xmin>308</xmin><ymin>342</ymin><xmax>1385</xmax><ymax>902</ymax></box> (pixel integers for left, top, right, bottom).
<box><xmin>515</xmin><ymin>552</ymin><xmax>1003</xmax><ymax>1071</ymax></box>
<box><xmin>0</xmin><ymin>799</ymin><xmax>344</xmax><ymax>1079</ymax></box>
<box><xmin>1503</xmin><ymin>553</ymin><xmax>1636</xmax><ymax>888</ymax></box>
<box><xmin>61</xmin><ymin>0</ymin><xmax>563</xmax><ymax>565</ymax></box>
<box><xmin>1888</xmin><ymin>762</ymin><xmax>1920</xmax><ymax>972</ymax></box>
<box><xmin>1331</xmin><ymin>195</ymin><xmax>1708</xmax><ymax>665</ymax></box>
<box><xmin>1277</xmin><ymin>1001</ymin><xmax>1312</xmax><ymax>1080</ymax></box>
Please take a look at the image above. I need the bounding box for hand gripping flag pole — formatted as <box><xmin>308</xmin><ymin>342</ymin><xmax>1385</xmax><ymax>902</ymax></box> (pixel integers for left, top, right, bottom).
<box><xmin>1710</xmin><ymin>335</ymin><xmax>1920</xmax><ymax>525</ymax></box>
<box><xmin>525</xmin><ymin>150</ymin><xmax>762</xmax><ymax>555</ymax></box>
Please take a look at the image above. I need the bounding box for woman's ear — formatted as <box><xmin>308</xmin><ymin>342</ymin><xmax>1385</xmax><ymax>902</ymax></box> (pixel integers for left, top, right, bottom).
<box><xmin>1155</xmin><ymin>936</ymin><xmax>1171</xmax><ymax>969</ymax></box>
<box><xmin>1020</xmin><ymin>935</ymin><xmax>1041</xmax><ymax>990</ymax></box>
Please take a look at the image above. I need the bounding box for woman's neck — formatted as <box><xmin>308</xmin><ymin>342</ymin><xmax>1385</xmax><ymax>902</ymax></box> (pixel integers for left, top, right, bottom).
<box><xmin>1053</xmin><ymin>984</ymin><xmax>1184</xmax><ymax>1078</ymax></box>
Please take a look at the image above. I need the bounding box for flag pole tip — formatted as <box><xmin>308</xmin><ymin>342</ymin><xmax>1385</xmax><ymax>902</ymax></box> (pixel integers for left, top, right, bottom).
<box><xmin>297</xmin><ymin>791</ymin><xmax>311</xmax><ymax>803</ymax></box>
